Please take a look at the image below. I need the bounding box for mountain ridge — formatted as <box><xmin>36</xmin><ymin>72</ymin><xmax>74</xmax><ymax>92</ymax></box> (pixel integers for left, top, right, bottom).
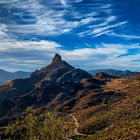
<box><xmin>0</xmin><ymin>69</ymin><xmax>32</xmax><ymax>84</ymax></box>
<box><xmin>89</xmin><ymin>69</ymin><xmax>138</xmax><ymax>77</ymax></box>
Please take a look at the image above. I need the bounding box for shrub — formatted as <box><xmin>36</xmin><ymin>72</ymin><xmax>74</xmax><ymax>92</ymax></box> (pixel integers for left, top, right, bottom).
<box><xmin>4</xmin><ymin>107</ymin><xmax>70</xmax><ymax>140</ymax></box>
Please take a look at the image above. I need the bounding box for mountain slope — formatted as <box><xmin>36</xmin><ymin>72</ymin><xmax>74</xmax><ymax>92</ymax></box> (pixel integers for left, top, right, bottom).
<box><xmin>0</xmin><ymin>54</ymin><xmax>92</xmax><ymax>117</ymax></box>
<box><xmin>72</xmin><ymin>74</ymin><xmax>140</xmax><ymax>140</ymax></box>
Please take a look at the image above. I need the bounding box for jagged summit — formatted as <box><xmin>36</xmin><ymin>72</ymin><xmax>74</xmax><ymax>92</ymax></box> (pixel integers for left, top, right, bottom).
<box><xmin>52</xmin><ymin>53</ymin><xmax>62</xmax><ymax>64</ymax></box>
<box><xmin>31</xmin><ymin>54</ymin><xmax>92</xmax><ymax>82</ymax></box>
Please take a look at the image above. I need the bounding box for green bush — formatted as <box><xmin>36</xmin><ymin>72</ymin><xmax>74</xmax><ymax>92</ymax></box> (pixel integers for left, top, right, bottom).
<box><xmin>3</xmin><ymin>107</ymin><xmax>70</xmax><ymax>140</ymax></box>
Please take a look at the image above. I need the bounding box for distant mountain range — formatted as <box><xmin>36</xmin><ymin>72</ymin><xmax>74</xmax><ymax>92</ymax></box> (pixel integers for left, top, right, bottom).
<box><xmin>88</xmin><ymin>69</ymin><xmax>138</xmax><ymax>77</ymax></box>
<box><xmin>0</xmin><ymin>69</ymin><xmax>32</xmax><ymax>83</ymax></box>
<box><xmin>0</xmin><ymin>65</ymin><xmax>138</xmax><ymax>84</ymax></box>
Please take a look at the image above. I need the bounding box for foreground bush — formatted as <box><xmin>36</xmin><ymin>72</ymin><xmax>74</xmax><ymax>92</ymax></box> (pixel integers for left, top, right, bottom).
<box><xmin>3</xmin><ymin>107</ymin><xmax>70</xmax><ymax>140</ymax></box>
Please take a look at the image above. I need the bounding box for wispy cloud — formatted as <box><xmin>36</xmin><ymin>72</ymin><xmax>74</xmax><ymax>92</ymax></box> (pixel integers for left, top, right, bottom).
<box><xmin>60</xmin><ymin>0</ymin><xmax>67</xmax><ymax>6</ymax></box>
<box><xmin>0</xmin><ymin>0</ymin><xmax>19</xmax><ymax>4</ymax></box>
<box><xmin>0</xmin><ymin>39</ymin><xmax>61</xmax><ymax>51</ymax></box>
<box><xmin>0</xmin><ymin>24</ymin><xmax>8</xmax><ymax>39</ymax></box>
<box><xmin>0</xmin><ymin>37</ymin><xmax>139</xmax><ymax>71</ymax></box>
<box><xmin>0</xmin><ymin>0</ymin><xmax>139</xmax><ymax>40</ymax></box>
<box><xmin>108</xmin><ymin>32</ymin><xmax>140</xmax><ymax>40</ymax></box>
<box><xmin>0</xmin><ymin>0</ymin><xmax>126</xmax><ymax>38</ymax></box>
<box><xmin>78</xmin><ymin>17</ymin><xmax>127</xmax><ymax>37</ymax></box>
<box><xmin>1</xmin><ymin>0</ymin><xmax>98</xmax><ymax>36</ymax></box>
<box><xmin>60</xmin><ymin>43</ymin><xmax>140</xmax><ymax>70</ymax></box>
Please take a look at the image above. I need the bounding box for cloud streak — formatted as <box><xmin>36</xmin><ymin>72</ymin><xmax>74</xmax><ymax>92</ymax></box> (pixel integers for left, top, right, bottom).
<box><xmin>0</xmin><ymin>38</ymin><xmax>139</xmax><ymax>71</ymax></box>
<box><xmin>0</xmin><ymin>0</ymin><xmax>129</xmax><ymax>38</ymax></box>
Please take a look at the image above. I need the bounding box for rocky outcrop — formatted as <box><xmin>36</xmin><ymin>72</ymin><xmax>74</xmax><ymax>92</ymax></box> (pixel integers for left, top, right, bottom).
<box><xmin>31</xmin><ymin>53</ymin><xmax>92</xmax><ymax>83</ymax></box>
<box><xmin>94</xmin><ymin>72</ymin><xmax>116</xmax><ymax>80</ymax></box>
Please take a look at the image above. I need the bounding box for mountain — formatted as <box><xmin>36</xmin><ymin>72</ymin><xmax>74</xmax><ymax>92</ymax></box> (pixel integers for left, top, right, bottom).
<box><xmin>89</xmin><ymin>69</ymin><xmax>137</xmax><ymax>77</ymax></box>
<box><xmin>0</xmin><ymin>69</ymin><xmax>32</xmax><ymax>84</ymax></box>
<box><xmin>0</xmin><ymin>54</ymin><xmax>92</xmax><ymax>117</ymax></box>
<box><xmin>31</xmin><ymin>53</ymin><xmax>92</xmax><ymax>83</ymax></box>
<box><xmin>0</xmin><ymin>54</ymin><xmax>140</xmax><ymax>140</ymax></box>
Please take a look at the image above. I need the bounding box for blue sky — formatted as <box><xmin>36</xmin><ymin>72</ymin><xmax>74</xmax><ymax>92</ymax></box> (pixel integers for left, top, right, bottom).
<box><xmin>0</xmin><ymin>0</ymin><xmax>140</xmax><ymax>71</ymax></box>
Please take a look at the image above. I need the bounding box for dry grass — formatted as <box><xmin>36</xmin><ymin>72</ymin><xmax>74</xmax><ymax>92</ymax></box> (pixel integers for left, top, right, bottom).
<box><xmin>72</xmin><ymin>77</ymin><xmax>140</xmax><ymax>140</ymax></box>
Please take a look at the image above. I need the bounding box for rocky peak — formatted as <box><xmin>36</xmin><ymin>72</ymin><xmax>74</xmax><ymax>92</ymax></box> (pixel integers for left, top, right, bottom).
<box><xmin>52</xmin><ymin>53</ymin><xmax>62</xmax><ymax>64</ymax></box>
<box><xmin>94</xmin><ymin>72</ymin><xmax>115</xmax><ymax>79</ymax></box>
<box><xmin>31</xmin><ymin>53</ymin><xmax>92</xmax><ymax>83</ymax></box>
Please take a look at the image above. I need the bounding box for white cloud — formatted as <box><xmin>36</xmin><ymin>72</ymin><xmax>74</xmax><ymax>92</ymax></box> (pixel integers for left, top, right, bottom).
<box><xmin>108</xmin><ymin>32</ymin><xmax>140</xmax><ymax>40</ymax></box>
<box><xmin>89</xmin><ymin>21</ymin><xmax>127</xmax><ymax>36</ymax></box>
<box><xmin>60</xmin><ymin>0</ymin><xmax>67</xmax><ymax>6</ymax></box>
<box><xmin>0</xmin><ymin>0</ymin><xmax>121</xmax><ymax>38</ymax></box>
<box><xmin>100</xmin><ymin>43</ymin><xmax>140</xmax><ymax>51</ymax></box>
<box><xmin>0</xmin><ymin>0</ymin><xmax>18</xmax><ymax>4</ymax></box>
<box><xmin>60</xmin><ymin>43</ymin><xmax>127</xmax><ymax>61</ymax></box>
<box><xmin>93</xmin><ymin>43</ymin><xmax>140</xmax><ymax>70</ymax></box>
<box><xmin>59</xmin><ymin>43</ymin><xmax>140</xmax><ymax>70</ymax></box>
<box><xmin>0</xmin><ymin>39</ymin><xmax>62</xmax><ymax>71</ymax></box>
<box><xmin>3</xmin><ymin>0</ymin><xmax>97</xmax><ymax>36</ymax></box>
<box><xmin>0</xmin><ymin>24</ymin><xmax>8</xmax><ymax>39</ymax></box>
<box><xmin>0</xmin><ymin>39</ymin><xmax>61</xmax><ymax>52</ymax></box>
<box><xmin>98</xmin><ymin>54</ymin><xmax>140</xmax><ymax>70</ymax></box>
<box><xmin>9</xmin><ymin>15</ymin><xmax>95</xmax><ymax>35</ymax></box>
<box><xmin>78</xmin><ymin>14</ymin><xmax>127</xmax><ymax>38</ymax></box>
<box><xmin>92</xmin><ymin>30</ymin><xmax>113</xmax><ymax>37</ymax></box>
<box><xmin>0</xmin><ymin>38</ymin><xmax>139</xmax><ymax>71</ymax></box>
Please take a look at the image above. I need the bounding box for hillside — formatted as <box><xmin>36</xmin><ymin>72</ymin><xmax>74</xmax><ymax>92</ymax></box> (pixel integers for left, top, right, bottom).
<box><xmin>0</xmin><ymin>54</ymin><xmax>139</xmax><ymax>140</ymax></box>
<box><xmin>71</xmin><ymin>74</ymin><xmax>140</xmax><ymax>140</ymax></box>
<box><xmin>0</xmin><ymin>54</ymin><xmax>92</xmax><ymax>118</ymax></box>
